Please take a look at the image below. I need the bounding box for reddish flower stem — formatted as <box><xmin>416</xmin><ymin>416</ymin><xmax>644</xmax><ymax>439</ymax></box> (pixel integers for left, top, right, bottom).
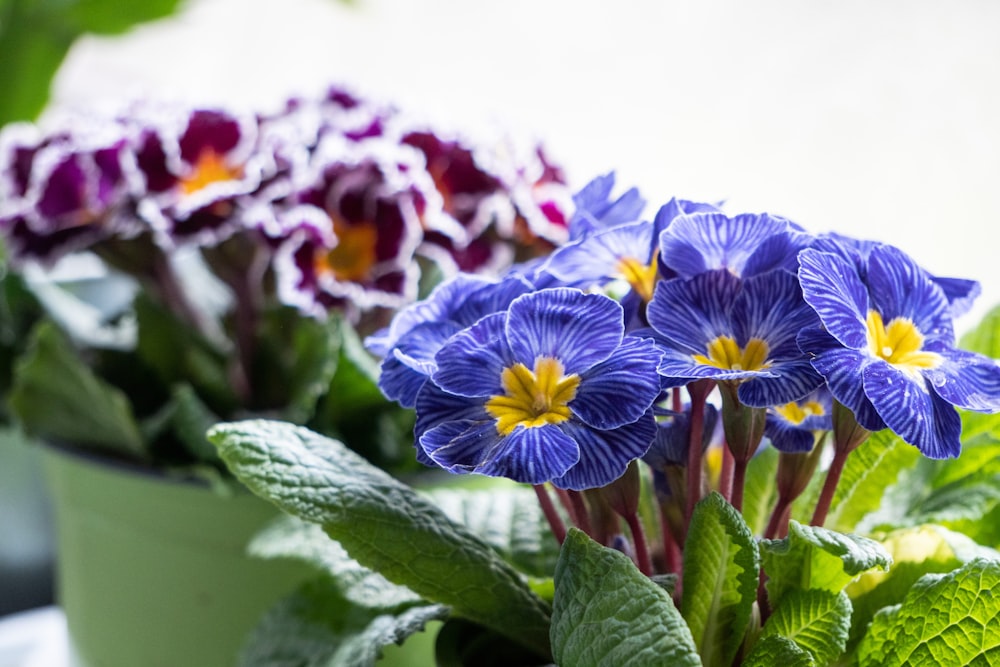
<box><xmin>567</xmin><ymin>490</ymin><xmax>592</xmax><ymax>536</ymax></box>
<box><xmin>533</xmin><ymin>484</ymin><xmax>566</xmax><ymax>544</ymax></box>
<box><xmin>624</xmin><ymin>511</ymin><xmax>653</xmax><ymax>576</ymax></box>
<box><xmin>685</xmin><ymin>384</ymin><xmax>711</xmax><ymax>525</ymax></box>
<box><xmin>730</xmin><ymin>456</ymin><xmax>749</xmax><ymax>512</ymax></box>
<box><xmin>810</xmin><ymin>445</ymin><xmax>851</xmax><ymax>527</ymax></box>
<box><xmin>764</xmin><ymin>495</ymin><xmax>793</xmax><ymax>539</ymax></box>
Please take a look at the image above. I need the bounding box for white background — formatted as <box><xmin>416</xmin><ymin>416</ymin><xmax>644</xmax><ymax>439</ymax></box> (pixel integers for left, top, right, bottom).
<box><xmin>50</xmin><ymin>0</ymin><xmax>1000</xmax><ymax>334</ymax></box>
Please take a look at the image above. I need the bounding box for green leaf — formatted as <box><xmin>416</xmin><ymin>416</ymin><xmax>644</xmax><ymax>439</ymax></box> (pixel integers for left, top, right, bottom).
<box><xmin>134</xmin><ymin>293</ymin><xmax>236</xmax><ymax>414</ymax></box>
<box><xmin>423</xmin><ymin>486</ymin><xmax>561</xmax><ymax>578</ymax></box>
<box><xmin>434</xmin><ymin>618</ymin><xmax>555</xmax><ymax>667</ymax></box>
<box><xmin>248</xmin><ymin>515</ymin><xmax>423</xmax><ymax>611</ymax></box>
<box><xmin>312</xmin><ymin>319</ymin><xmax>415</xmax><ymax>470</ymax></box>
<box><xmin>165</xmin><ymin>383</ymin><xmax>222</xmax><ymax>463</ymax></box>
<box><xmin>0</xmin><ymin>0</ymin><xmax>184</xmax><ymax>124</ymax></box>
<box><xmin>0</xmin><ymin>1</ymin><xmax>74</xmax><ymax>124</ymax></box>
<box><xmin>550</xmin><ymin>528</ymin><xmax>701</xmax><ymax>667</ymax></box>
<box><xmin>238</xmin><ymin>575</ymin><xmax>447</xmax><ymax>667</ymax></box>
<box><xmin>759</xmin><ymin>589</ymin><xmax>851</xmax><ymax>665</ymax></box>
<box><xmin>761</xmin><ymin>521</ymin><xmax>891</xmax><ymax>608</ymax></box>
<box><xmin>959</xmin><ymin>301</ymin><xmax>1000</xmax><ymax>357</ymax></box>
<box><xmin>794</xmin><ymin>430</ymin><xmax>919</xmax><ymax>533</ymax></box>
<box><xmin>681</xmin><ymin>491</ymin><xmax>759</xmax><ymax>667</ymax></box>
<box><xmin>208</xmin><ymin>419</ymin><xmax>552</xmax><ymax>658</ymax></box>
<box><xmin>742</xmin><ymin>445</ymin><xmax>779</xmax><ymax>536</ymax></box>
<box><xmin>9</xmin><ymin>321</ymin><xmax>145</xmax><ymax>457</ymax></box>
<box><xmin>857</xmin><ymin>559</ymin><xmax>1000</xmax><ymax>666</ymax></box>
<box><xmin>743</xmin><ymin>635</ymin><xmax>816</xmax><ymax>667</ymax></box>
<box><xmin>845</xmin><ymin>525</ymin><xmax>1000</xmax><ymax>659</ymax></box>
<box><xmin>65</xmin><ymin>0</ymin><xmax>184</xmax><ymax>35</ymax></box>
<box><xmin>280</xmin><ymin>313</ymin><xmax>341</xmax><ymax>425</ymax></box>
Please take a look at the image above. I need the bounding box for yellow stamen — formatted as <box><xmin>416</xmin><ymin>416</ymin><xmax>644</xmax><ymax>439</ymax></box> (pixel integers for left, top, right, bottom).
<box><xmin>865</xmin><ymin>310</ymin><xmax>942</xmax><ymax>374</ymax></box>
<box><xmin>617</xmin><ymin>252</ymin><xmax>659</xmax><ymax>302</ymax></box>
<box><xmin>774</xmin><ymin>400</ymin><xmax>825</xmax><ymax>425</ymax></box>
<box><xmin>316</xmin><ymin>218</ymin><xmax>378</xmax><ymax>282</ymax></box>
<box><xmin>485</xmin><ymin>357</ymin><xmax>581</xmax><ymax>436</ymax></box>
<box><xmin>693</xmin><ymin>335</ymin><xmax>771</xmax><ymax>372</ymax></box>
<box><xmin>179</xmin><ymin>149</ymin><xmax>243</xmax><ymax>195</ymax></box>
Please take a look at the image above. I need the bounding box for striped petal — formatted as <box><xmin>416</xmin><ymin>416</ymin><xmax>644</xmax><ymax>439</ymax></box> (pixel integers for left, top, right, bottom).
<box><xmin>863</xmin><ymin>361</ymin><xmax>961</xmax><ymax>459</ymax></box>
<box><xmin>432</xmin><ymin>313</ymin><xmax>510</xmax><ymax>397</ymax></box>
<box><xmin>572</xmin><ymin>336</ymin><xmax>662</xmax><ymax>429</ymax></box>
<box><xmin>475</xmin><ymin>424</ymin><xmax>581</xmax><ymax>484</ymax></box>
<box><xmin>419</xmin><ymin>419</ymin><xmax>506</xmax><ymax>474</ymax></box>
<box><xmin>659</xmin><ymin>212</ymin><xmax>789</xmax><ymax>278</ymax></box>
<box><xmin>657</xmin><ymin>348</ymin><xmax>780</xmax><ymax>384</ymax></box>
<box><xmin>927</xmin><ymin>349</ymin><xmax>1000</xmax><ymax>413</ymax></box>
<box><xmin>552</xmin><ymin>412</ymin><xmax>657</xmax><ymax>490</ymax></box>
<box><xmin>735</xmin><ymin>271</ymin><xmax>819</xmax><ymax>359</ymax></box>
<box><xmin>377</xmin><ymin>320</ymin><xmax>462</xmax><ymax>407</ymax></box>
<box><xmin>647</xmin><ymin>270</ymin><xmax>741</xmax><ymax>354</ymax></box>
<box><xmin>413</xmin><ymin>383</ymin><xmax>493</xmax><ymax>442</ymax></box>
<box><xmin>764</xmin><ymin>415</ymin><xmax>815</xmax><ymax>453</ymax></box>
<box><xmin>797</xmin><ymin>327</ymin><xmax>886</xmax><ymax>431</ymax></box>
<box><xmin>866</xmin><ymin>244</ymin><xmax>954</xmax><ymax>345</ymax></box>
<box><xmin>506</xmin><ymin>288</ymin><xmax>623</xmax><ymax>374</ymax></box>
<box><xmin>742</xmin><ymin>229</ymin><xmax>813</xmax><ymax>277</ymax></box>
<box><xmin>737</xmin><ymin>359</ymin><xmax>824</xmax><ymax>408</ymax></box>
<box><xmin>540</xmin><ymin>220</ymin><xmax>655</xmax><ymax>288</ymax></box>
<box><xmin>798</xmin><ymin>248</ymin><xmax>869</xmax><ymax>349</ymax></box>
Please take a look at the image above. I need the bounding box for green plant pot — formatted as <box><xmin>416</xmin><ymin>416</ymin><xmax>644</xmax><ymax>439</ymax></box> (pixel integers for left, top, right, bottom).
<box><xmin>41</xmin><ymin>443</ymin><xmax>313</xmax><ymax>667</ymax></box>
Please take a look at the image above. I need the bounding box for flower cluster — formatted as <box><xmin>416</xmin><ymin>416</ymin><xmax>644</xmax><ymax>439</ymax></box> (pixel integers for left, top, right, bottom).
<box><xmin>0</xmin><ymin>86</ymin><xmax>572</xmax><ymax>468</ymax></box>
<box><xmin>370</xmin><ymin>171</ymin><xmax>1000</xmax><ymax>546</ymax></box>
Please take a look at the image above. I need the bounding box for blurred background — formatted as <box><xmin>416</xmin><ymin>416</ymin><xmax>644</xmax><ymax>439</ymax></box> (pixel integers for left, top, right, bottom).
<box><xmin>3</xmin><ymin>0</ymin><xmax>999</xmax><ymax>620</ymax></box>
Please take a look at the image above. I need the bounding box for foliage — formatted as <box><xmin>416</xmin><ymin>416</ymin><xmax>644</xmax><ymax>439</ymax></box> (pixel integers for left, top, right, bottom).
<box><xmin>206</xmin><ymin>175</ymin><xmax>1000</xmax><ymax>665</ymax></box>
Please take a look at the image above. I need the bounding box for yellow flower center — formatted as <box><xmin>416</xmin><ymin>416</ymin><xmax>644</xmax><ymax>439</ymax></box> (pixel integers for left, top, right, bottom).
<box><xmin>693</xmin><ymin>335</ymin><xmax>771</xmax><ymax>372</ymax></box>
<box><xmin>865</xmin><ymin>310</ymin><xmax>942</xmax><ymax>375</ymax></box>
<box><xmin>485</xmin><ymin>357</ymin><xmax>581</xmax><ymax>436</ymax></box>
<box><xmin>179</xmin><ymin>149</ymin><xmax>243</xmax><ymax>195</ymax></box>
<box><xmin>616</xmin><ymin>253</ymin><xmax>659</xmax><ymax>302</ymax></box>
<box><xmin>774</xmin><ymin>400</ymin><xmax>825</xmax><ymax>425</ymax></box>
<box><xmin>316</xmin><ymin>218</ymin><xmax>378</xmax><ymax>282</ymax></box>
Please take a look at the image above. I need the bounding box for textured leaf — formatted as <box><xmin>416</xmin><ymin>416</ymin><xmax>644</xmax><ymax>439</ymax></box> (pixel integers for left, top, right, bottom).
<box><xmin>681</xmin><ymin>492</ymin><xmax>759</xmax><ymax>667</ymax></box>
<box><xmin>741</xmin><ymin>445</ymin><xmax>779</xmax><ymax>536</ymax></box>
<box><xmin>743</xmin><ymin>635</ymin><xmax>815</xmax><ymax>667</ymax></box>
<box><xmin>761</xmin><ymin>521</ymin><xmax>891</xmax><ymax>608</ymax></box>
<box><xmin>9</xmin><ymin>321</ymin><xmax>145</xmax><ymax>456</ymax></box>
<box><xmin>551</xmin><ymin>528</ymin><xmax>701</xmax><ymax>667</ymax></box>
<box><xmin>858</xmin><ymin>559</ymin><xmax>1000</xmax><ymax>666</ymax></box>
<box><xmin>846</xmin><ymin>525</ymin><xmax>1000</xmax><ymax>659</ymax></box>
<box><xmin>424</xmin><ymin>486</ymin><xmax>561</xmax><ymax>578</ymax></box>
<box><xmin>759</xmin><ymin>589</ymin><xmax>851</xmax><ymax>665</ymax></box>
<box><xmin>209</xmin><ymin>420</ymin><xmax>552</xmax><ymax>658</ymax></box>
<box><xmin>248</xmin><ymin>515</ymin><xmax>423</xmax><ymax>611</ymax></box>
<box><xmin>238</xmin><ymin>575</ymin><xmax>447</xmax><ymax>667</ymax></box>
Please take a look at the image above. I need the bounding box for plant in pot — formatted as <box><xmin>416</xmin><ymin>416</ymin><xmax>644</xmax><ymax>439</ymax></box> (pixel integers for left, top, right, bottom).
<box><xmin>208</xmin><ymin>173</ymin><xmax>1000</xmax><ymax>666</ymax></box>
<box><xmin>0</xmin><ymin>85</ymin><xmax>572</xmax><ymax>667</ymax></box>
